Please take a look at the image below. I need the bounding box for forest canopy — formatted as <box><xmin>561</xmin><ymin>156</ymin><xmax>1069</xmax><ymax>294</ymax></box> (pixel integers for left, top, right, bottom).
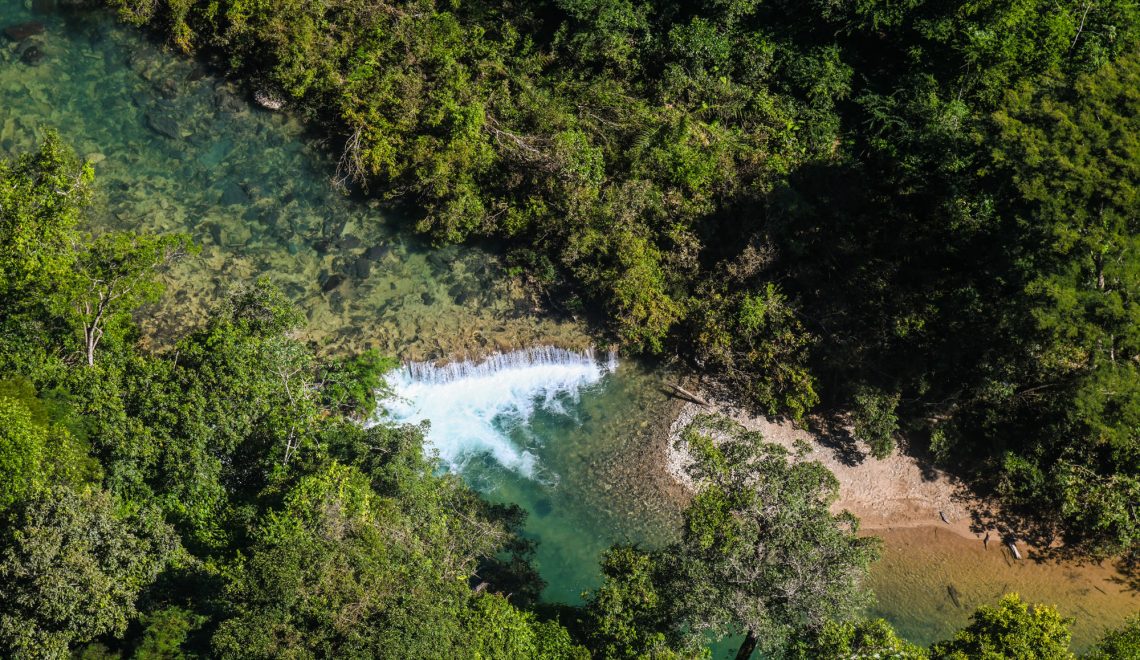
<box><xmin>98</xmin><ymin>0</ymin><xmax>1140</xmax><ymax>561</ymax></box>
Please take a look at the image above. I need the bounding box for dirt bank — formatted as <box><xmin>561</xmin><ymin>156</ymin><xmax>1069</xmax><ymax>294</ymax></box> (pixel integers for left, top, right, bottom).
<box><xmin>662</xmin><ymin>390</ymin><xmax>987</xmax><ymax>545</ymax></box>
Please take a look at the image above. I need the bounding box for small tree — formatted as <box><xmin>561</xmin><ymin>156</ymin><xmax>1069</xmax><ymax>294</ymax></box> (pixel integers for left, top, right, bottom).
<box><xmin>929</xmin><ymin>594</ymin><xmax>1074</xmax><ymax>660</ymax></box>
<box><xmin>798</xmin><ymin>618</ymin><xmax>929</xmax><ymax>659</ymax></box>
<box><xmin>1084</xmin><ymin>614</ymin><xmax>1140</xmax><ymax>660</ymax></box>
<box><xmin>851</xmin><ymin>385</ymin><xmax>901</xmax><ymax>459</ymax></box>
<box><xmin>71</xmin><ymin>232</ymin><xmax>194</xmax><ymax>366</ymax></box>
<box><xmin>666</xmin><ymin>414</ymin><xmax>880</xmax><ymax>659</ymax></box>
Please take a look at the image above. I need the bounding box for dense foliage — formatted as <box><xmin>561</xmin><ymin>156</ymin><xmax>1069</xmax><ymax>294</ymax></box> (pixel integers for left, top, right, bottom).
<box><xmin>100</xmin><ymin>0</ymin><xmax>1140</xmax><ymax>559</ymax></box>
<box><xmin>0</xmin><ymin>137</ymin><xmax>587</xmax><ymax>658</ymax></box>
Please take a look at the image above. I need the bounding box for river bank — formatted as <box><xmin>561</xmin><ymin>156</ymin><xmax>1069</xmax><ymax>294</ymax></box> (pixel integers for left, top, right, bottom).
<box><xmin>662</xmin><ymin>389</ymin><xmax>979</xmax><ymax>541</ymax></box>
<box><xmin>656</xmin><ymin>382</ymin><xmax>1139</xmax><ymax>648</ymax></box>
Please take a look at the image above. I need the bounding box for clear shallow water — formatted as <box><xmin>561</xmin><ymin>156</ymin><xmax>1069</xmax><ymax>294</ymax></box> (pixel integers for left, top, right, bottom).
<box><xmin>0</xmin><ymin>1</ymin><xmax>586</xmax><ymax>359</ymax></box>
<box><xmin>3</xmin><ymin>2</ymin><xmax>1135</xmax><ymax>652</ymax></box>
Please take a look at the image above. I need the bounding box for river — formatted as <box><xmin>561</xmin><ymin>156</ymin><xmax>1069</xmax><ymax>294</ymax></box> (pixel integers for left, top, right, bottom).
<box><xmin>2</xmin><ymin>2</ymin><xmax>1135</xmax><ymax>653</ymax></box>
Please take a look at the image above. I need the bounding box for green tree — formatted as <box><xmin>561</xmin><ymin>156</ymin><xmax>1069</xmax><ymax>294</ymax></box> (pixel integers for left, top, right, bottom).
<box><xmin>71</xmin><ymin>232</ymin><xmax>196</xmax><ymax>366</ymax></box>
<box><xmin>665</xmin><ymin>414</ymin><xmax>880</xmax><ymax>658</ymax></box>
<box><xmin>0</xmin><ymin>131</ymin><xmax>90</xmax><ymax>307</ymax></box>
<box><xmin>929</xmin><ymin>594</ymin><xmax>1074</xmax><ymax>660</ymax></box>
<box><xmin>1084</xmin><ymin>614</ymin><xmax>1140</xmax><ymax>660</ymax></box>
<box><xmin>582</xmin><ymin>545</ymin><xmax>696</xmax><ymax>659</ymax></box>
<box><xmin>797</xmin><ymin>618</ymin><xmax>929</xmax><ymax>659</ymax></box>
<box><xmin>851</xmin><ymin>385</ymin><xmax>901</xmax><ymax>459</ymax></box>
<box><xmin>212</xmin><ymin>461</ymin><xmax>579</xmax><ymax>658</ymax></box>
<box><xmin>0</xmin><ymin>486</ymin><xmax>178</xmax><ymax>657</ymax></box>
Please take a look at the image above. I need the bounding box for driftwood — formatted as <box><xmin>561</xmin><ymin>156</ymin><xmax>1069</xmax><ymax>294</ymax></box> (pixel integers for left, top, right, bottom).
<box><xmin>1008</xmin><ymin>541</ymin><xmax>1023</xmax><ymax>560</ymax></box>
<box><xmin>665</xmin><ymin>382</ymin><xmax>712</xmax><ymax>407</ymax></box>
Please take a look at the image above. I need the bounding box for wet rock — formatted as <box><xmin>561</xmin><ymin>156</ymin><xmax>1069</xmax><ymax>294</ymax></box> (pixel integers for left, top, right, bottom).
<box><xmin>352</xmin><ymin>257</ymin><xmax>372</xmax><ymax>279</ymax></box>
<box><xmin>145</xmin><ymin>111</ymin><xmax>182</xmax><ymax>140</ymax></box>
<box><xmin>219</xmin><ymin>181</ymin><xmax>249</xmax><ymax>206</ymax></box>
<box><xmin>364</xmin><ymin>244</ymin><xmax>390</xmax><ymax>261</ymax></box>
<box><xmin>19</xmin><ymin>44</ymin><xmax>44</xmax><ymax>66</ymax></box>
<box><xmin>4</xmin><ymin>22</ymin><xmax>44</xmax><ymax>42</ymax></box>
<box><xmin>253</xmin><ymin>88</ymin><xmax>285</xmax><ymax>111</ymax></box>
<box><xmin>320</xmin><ymin>272</ymin><xmax>345</xmax><ymax>293</ymax></box>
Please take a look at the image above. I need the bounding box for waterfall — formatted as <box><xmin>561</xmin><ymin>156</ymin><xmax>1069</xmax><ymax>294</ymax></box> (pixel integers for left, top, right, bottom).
<box><xmin>382</xmin><ymin>346</ymin><xmax>617</xmax><ymax>478</ymax></box>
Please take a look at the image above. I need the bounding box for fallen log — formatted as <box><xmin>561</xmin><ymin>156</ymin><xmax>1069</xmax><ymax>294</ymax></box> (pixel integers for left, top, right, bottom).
<box><xmin>1008</xmin><ymin>541</ymin><xmax>1022</xmax><ymax>560</ymax></box>
<box><xmin>665</xmin><ymin>382</ymin><xmax>712</xmax><ymax>407</ymax></box>
<box><xmin>939</xmin><ymin>511</ymin><xmax>950</xmax><ymax>524</ymax></box>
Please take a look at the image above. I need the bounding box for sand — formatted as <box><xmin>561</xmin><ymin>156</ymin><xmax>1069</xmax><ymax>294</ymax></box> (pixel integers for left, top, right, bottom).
<box><xmin>663</xmin><ymin>390</ymin><xmax>987</xmax><ymax>544</ymax></box>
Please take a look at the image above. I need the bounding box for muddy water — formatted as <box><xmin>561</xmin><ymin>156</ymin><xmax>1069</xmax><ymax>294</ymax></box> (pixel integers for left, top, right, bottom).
<box><xmin>868</xmin><ymin>526</ymin><xmax>1138</xmax><ymax>649</ymax></box>
<box><xmin>2</xmin><ymin>2</ymin><xmax>1135</xmax><ymax>654</ymax></box>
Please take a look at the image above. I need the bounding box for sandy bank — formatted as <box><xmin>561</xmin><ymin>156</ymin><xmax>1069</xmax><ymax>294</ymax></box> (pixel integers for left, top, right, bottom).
<box><xmin>662</xmin><ymin>391</ymin><xmax>987</xmax><ymax>545</ymax></box>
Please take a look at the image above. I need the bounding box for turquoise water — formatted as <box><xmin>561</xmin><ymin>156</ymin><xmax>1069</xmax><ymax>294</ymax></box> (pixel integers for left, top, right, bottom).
<box><xmin>2</xmin><ymin>2</ymin><xmax>1135</xmax><ymax>654</ymax></box>
<box><xmin>0</xmin><ymin>0</ymin><xmax>681</xmax><ymax>604</ymax></box>
<box><xmin>384</xmin><ymin>349</ymin><xmax>682</xmax><ymax>602</ymax></box>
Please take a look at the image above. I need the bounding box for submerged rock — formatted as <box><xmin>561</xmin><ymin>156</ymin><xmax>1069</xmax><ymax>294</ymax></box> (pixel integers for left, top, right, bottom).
<box><xmin>214</xmin><ymin>85</ymin><xmax>246</xmax><ymax>114</ymax></box>
<box><xmin>352</xmin><ymin>256</ymin><xmax>372</xmax><ymax>279</ymax></box>
<box><xmin>18</xmin><ymin>44</ymin><xmax>44</xmax><ymax>66</ymax></box>
<box><xmin>145</xmin><ymin>111</ymin><xmax>182</xmax><ymax>140</ymax></box>
<box><xmin>320</xmin><ymin>272</ymin><xmax>345</xmax><ymax>293</ymax></box>
<box><xmin>363</xmin><ymin>244</ymin><xmax>390</xmax><ymax>261</ymax></box>
<box><xmin>3</xmin><ymin>22</ymin><xmax>45</xmax><ymax>42</ymax></box>
<box><xmin>219</xmin><ymin>181</ymin><xmax>249</xmax><ymax>206</ymax></box>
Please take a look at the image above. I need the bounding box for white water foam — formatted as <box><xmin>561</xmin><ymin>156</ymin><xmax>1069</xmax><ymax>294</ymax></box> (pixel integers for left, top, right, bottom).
<box><xmin>382</xmin><ymin>346</ymin><xmax>616</xmax><ymax>478</ymax></box>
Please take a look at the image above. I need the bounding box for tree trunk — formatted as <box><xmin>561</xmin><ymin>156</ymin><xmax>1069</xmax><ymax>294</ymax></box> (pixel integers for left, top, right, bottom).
<box><xmin>734</xmin><ymin>630</ymin><xmax>758</xmax><ymax>660</ymax></box>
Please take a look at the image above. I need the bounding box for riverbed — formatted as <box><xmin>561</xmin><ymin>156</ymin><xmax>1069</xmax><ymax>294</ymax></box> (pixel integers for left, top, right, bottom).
<box><xmin>1</xmin><ymin>2</ymin><xmax>1135</xmax><ymax>653</ymax></box>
